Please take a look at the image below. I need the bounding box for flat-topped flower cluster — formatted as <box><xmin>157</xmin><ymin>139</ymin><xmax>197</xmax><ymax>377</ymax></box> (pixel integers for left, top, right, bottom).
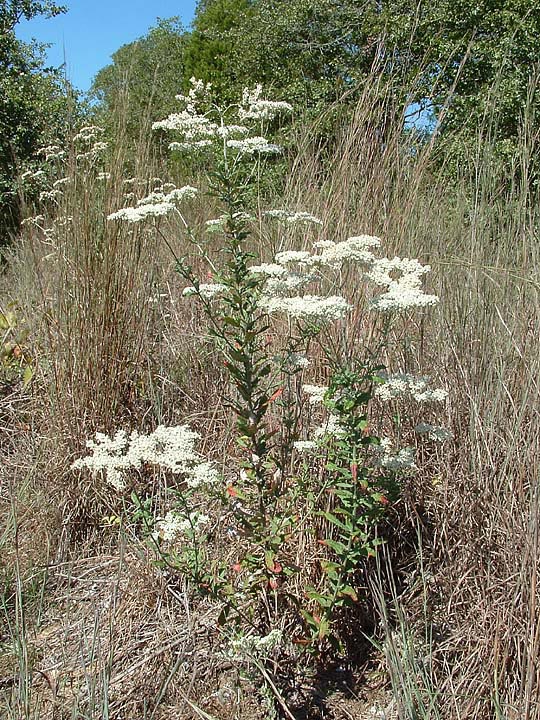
<box><xmin>246</xmin><ymin>231</ymin><xmax>440</xmax><ymax>321</ymax></box>
<box><xmin>72</xmin><ymin>425</ymin><xmax>220</xmax><ymax>491</ymax></box>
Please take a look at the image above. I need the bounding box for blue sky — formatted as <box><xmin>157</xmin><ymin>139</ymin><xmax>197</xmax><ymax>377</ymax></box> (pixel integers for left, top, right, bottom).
<box><xmin>16</xmin><ymin>1</ymin><xmax>197</xmax><ymax>92</ymax></box>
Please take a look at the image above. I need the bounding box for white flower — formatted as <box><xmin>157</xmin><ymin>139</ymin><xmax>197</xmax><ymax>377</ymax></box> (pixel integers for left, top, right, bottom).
<box><xmin>293</xmin><ymin>440</ymin><xmax>317</xmax><ymax>452</ymax></box>
<box><xmin>302</xmin><ymin>384</ymin><xmax>328</xmax><ymax>405</ymax></box>
<box><xmin>73</xmin><ymin>125</ymin><xmax>104</xmax><ymax>142</ymax></box>
<box><xmin>71</xmin><ymin>429</ymin><xmax>131</xmax><ymax>489</ymax></box>
<box><xmin>53</xmin><ymin>177</ymin><xmax>71</xmax><ymax>188</ymax></box>
<box><xmin>136</xmin><ymin>186</ymin><xmax>198</xmax><ymax>207</ymax></box>
<box><xmin>229</xmin><ymin>628</ymin><xmax>284</xmax><ymax>661</ymax></box>
<box><xmin>312</xmin><ymin>235</ymin><xmax>380</xmax><ymax>269</ymax></box>
<box><xmin>274</xmin><ymin>250</ymin><xmax>312</xmax><ymax>266</ymax></box>
<box><xmin>169</xmin><ymin>139</ymin><xmax>213</xmax><ymax>152</ymax></box>
<box><xmin>21</xmin><ymin>169</ymin><xmax>45</xmax><ymax>181</ymax></box>
<box><xmin>375</xmin><ymin>373</ymin><xmax>448</xmax><ymax>403</ymax></box>
<box><xmin>215</xmin><ymin>124</ymin><xmax>249</xmax><ymax>138</ymax></box>
<box><xmin>166</xmin><ymin>185</ymin><xmax>198</xmax><ymax>202</ymax></box>
<box><xmin>182</xmin><ymin>283</ymin><xmax>227</xmax><ymax>299</ymax></box>
<box><xmin>205</xmin><ymin>217</ymin><xmax>227</xmax><ymax>233</ymax></box>
<box><xmin>239</xmin><ymin>85</ymin><xmax>293</xmax><ymax>121</ymax></box>
<box><xmin>314</xmin><ymin>414</ymin><xmax>346</xmax><ymax>438</ymax></box>
<box><xmin>282</xmin><ymin>352</ymin><xmax>311</xmax><ymax>372</ymax></box>
<box><xmin>186</xmin><ymin>461</ymin><xmax>220</xmax><ymax>488</ymax></box>
<box><xmin>415</xmin><ymin>423</ymin><xmax>453</xmax><ymax>442</ymax></box>
<box><xmin>21</xmin><ymin>214</ymin><xmax>45</xmax><ymax>226</ymax></box>
<box><xmin>39</xmin><ymin>189</ymin><xmax>63</xmax><ymax>202</ymax></box>
<box><xmin>155</xmin><ymin>510</ymin><xmax>209</xmax><ymax>542</ymax></box>
<box><xmin>370</xmin><ymin>283</ymin><xmax>439</xmax><ymax>312</ymax></box>
<box><xmin>153</xmin><ymin>111</ymin><xmax>218</xmax><ymax>138</ymax></box>
<box><xmin>38</xmin><ymin>145</ymin><xmax>65</xmax><ymax>161</ymax></box>
<box><xmin>313</xmin><ymin>240</ymin><xmax>336</xmax><ymax>249</ymax></box>
<box><xmin>248</xmin><ymin>263</ymin><xmax>287</xmax><ymax>277</ymax></box>
<box><xmin>226</xmin><ymin>137</ymin><xmax>281</xmax><ymax>155</ymax></box>
<box><xmin>265</xmin><ymin>209</ymin><xmax>322</xmax><ymax>225</ymax></box>
<box><xmin>72</xmin><ymin>424</ymin><xmax>216</xmax><ymax>490</ymax></box>
<box><xmin>107</xmin><ymin>202</ymin><xmax>175</xmax><ymax>222</ymax></box>
<box><xmin>264</xmin><ymin>271</ymin><xmax>316</xmax><ymax>297</ymax></box>
<box><xmin>175</xmin><ymin>77</ymin><xmax>213</xmax><ymax>113</ymax></box>
<box><xmin>374</xmin><ymin>438</ymin><xmax>416</xmax><ymax>471</ymax></box>
<box><xmin>260</xmin><ymin>294</ymin><xmax>352</xmax><ymax>323</ymax></box>
<box><xmin>366</xmin><ymin>257</ymin><xmax>438</xmax><ymax>312</ymax></box>
<box><xmin>367</xmin><ymin>257</ymin><xmax>430</xmax><ymax>286</ymax></box>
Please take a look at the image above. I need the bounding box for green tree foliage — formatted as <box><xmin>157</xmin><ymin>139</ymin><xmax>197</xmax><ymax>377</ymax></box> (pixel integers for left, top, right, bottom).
<box><xmin>88</xmin><ymin>0</ymin><xmax>539</xmax><ymax>169</ymax></box>
<box><xmin>90</xmin><ymin>18</ymin><xmax>188</xmax><ymax>144</ymax></box>
<box><xmin>182</xmin><ymin>0</ymin><xmax>253</xmax><ymax>99</ymax></box>
<box><xmin>183</xmin><ymin>0</ymin><xmax>540</xmax><ymax>145</ymax></box>
<box><xmin>0</xmin><ymin>0</ymin><xmax>65</xmax><ymax>33</ymax></box>
<box><xmin>0</xmin><ymin>0</ymin><xmax>69</xmax><ymax>238</ymax></box>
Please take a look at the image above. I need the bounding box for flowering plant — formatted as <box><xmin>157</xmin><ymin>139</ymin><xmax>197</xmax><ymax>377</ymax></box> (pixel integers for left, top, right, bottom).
<box><xmin>72</xmin><ymin>79</ymin><xmax>450</xmax><ymax>652</ymax></box>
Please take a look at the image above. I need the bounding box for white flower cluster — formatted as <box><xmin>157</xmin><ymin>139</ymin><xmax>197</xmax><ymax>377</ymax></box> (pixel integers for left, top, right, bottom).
<box><xmin>53</xmin><ymin>177</ymin><xmax>71</xmax><ymax>188</ymax></box>
<box><xmin>248</xmin><ymin>263</ymin><xmax>287</xmax><ymax>277</ymax></box>
<box><xmin>229</xmin><ymin>628</ymin><xmax>284</xmax><ymax>661</ymax></box>
<box><xmin>153</xmin><ymin>80</ymin><xmax>287</xmax><ymax>155</ymax></box>
<box><xmin>73</xmin><ymin>125</ymin><xmax>104</xmax><ymax>144</ymax></box>
<box><xmin>107</xmin><ymin>185</ymin><xmax>198</xmax><ymax>223</ymax></box>
<box><xmin>206</xmin><ymin>211</ymin><xmax>254</xmax><ymax>233</ymax></box>
<box><xmin>137</xmin><ymin>186</ymin><xmax>198</xmax><ymax>205</ymax></box>
<box><xmin>254</xmin><ymin>228</ymin><xmax>437</xmax><ymax>324</ymax></box>
<box><xmin>37</xmin><ymin>145</ymin><xmax>65</xmax><ymax>161</ymax></box>
<box><xmin>374</xmin><ymin>438</ymin><xmax>417</xmax><ymax>471</ymax></box>
<box><xmin>274</xmin><ymin>250</ymin><xmax>312</xmax><ymax>266</ymax></box>
<box><xmin>182</xmin><ymin>283</ymin><xmax>227</xmax><ymax>299</ymax></box>
<box><xmin>281</xmin><ymin>351</ymin><xmax>310</xmax><ymax>372</ymax></box>
<box><xmin>175</xmin><ymin>77</ymin><xmax>212</xmax><ymax>114</ymax></box>
<box><xmin>264</xmin><ymin>209</ymin><xmax>322</xmax><ymax>225</ymax></box>
<box><xmin>154</xmin><ymin>510</ymin><xmax>209</xmax><ymax>543</ymax></box>
<box><xmin>311</xmin><ymin>235</ymin><xmax>381</xmax><ymax>269</ymax></box>
<box><xmin>39</xmin><ymin>189</ymin><xmax>62</xmax><ymax>202</ymax></box>
<box><xmin>375</xmin><ymin>373</ymin><xmax>448</xmax><ymax>403</ymax></box>
<box><xmin>261</xmin><ymin>295</ymin><xmax>352</xmax><ymax>323</ymax></box>
<box><xmin>302</xmin><ymin>384</ymin><xmax>328</xmax><ymax>405</ymax></box>
<box><xmin>226</xmin><ymin>137</ymin><xmax>281</xmax><ymax>155</ymax></box>
<box><xmin>153</xmin><ymin>111</ymin><xmax>217</xmax><ymax>137</ymax></box>
<box><xmin>415</xmin><ymin>423</ymin><xmax>453</xmax><ymax>442</ymax></box>
<box><xmin>267</xmin><ymin>229</ymin><xmax>439</xmax><ymax>315</ymax></box>
<box><xmin>367</xmin><ymin>257</ymin><xmax>439</xmax><ymax>312</ymax></box>
<box><xmin>293</xmin><ymin>440</ymin><xmax>317</xmax><ymax>453</ymax></box>
<box><xmin>215</xmin><ymin>124</ymin><xmax>249</xmax><ymax>138</ymax></box>
<box><xmin>21</xmin><ymin>214</ymin><xmax>45</xmax><ymax>227</ymax></box>
<box><xmin>239</xmin><ymin>85</ymin><xmax>293</xmax><ymax>122</ymax></box>
<box><xmin>108</xmin><ymin>203</ymin><xmax>175</xmax><ymax>223</ymax></box>
<box><xmin>72</xmin><ymin>425</ymin><xmax>220</xmax><ymax>491</ymax></box>
<box><xmin>169</xmin><ymin>139</ymin><xmax>212</xmax><ymax>152</ymax></box>
<box><xmin>21</xmin><ymin>168</ymin><xmax>46</xmax><ymax>182</ymax></box>
<box><xmin>76</xmin><ymin>141</ymin><xmax>108</xmax><ymax>162</ymax></box>
<box><xmin>314</xmin><ymin>413</ymin><xmax>346</xmax><ymax>439</ymax></box>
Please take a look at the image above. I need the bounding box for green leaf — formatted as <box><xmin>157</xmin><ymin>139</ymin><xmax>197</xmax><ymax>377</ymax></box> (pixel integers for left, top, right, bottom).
<box><xmin>339</xmin><ymin>585</ymin><xmax>358</xmax><ymax>602</ymax></box>
<box><xmin>22</xmin><ymin>364</ymin><xmax>33</xmax><ymax>387</ymax></box>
